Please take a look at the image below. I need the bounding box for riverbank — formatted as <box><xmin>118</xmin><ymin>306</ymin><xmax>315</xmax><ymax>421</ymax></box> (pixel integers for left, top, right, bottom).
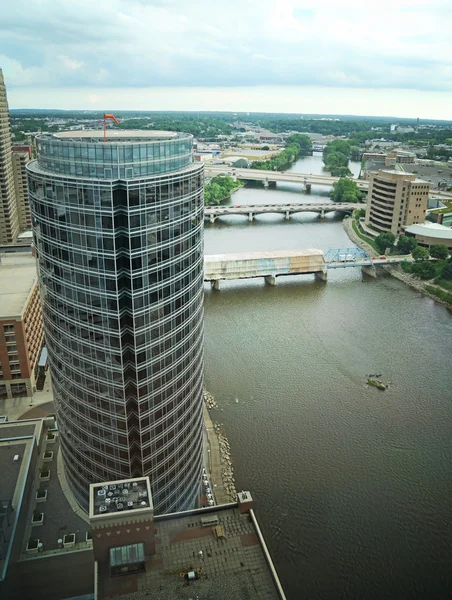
<box><xmin>343</xmin><ymin>217</ymin><xmax>452</xmax><ymax>310</ymax></box>
<box><xmin>203</xmin><ymin>389</ymin><xmax>237</xmax><ymax>504</ymax></box>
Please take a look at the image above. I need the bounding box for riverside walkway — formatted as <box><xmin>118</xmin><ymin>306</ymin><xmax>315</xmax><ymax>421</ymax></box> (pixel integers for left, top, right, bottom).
<box><xmin>205</xmin><ymin>202</ymin><xmax>360</xmax><ymax>222</ymax></box>
<box><xmin>204</xmin><ymin>248</ymin><xmax>412</xmax><ymax>288</ymax></box>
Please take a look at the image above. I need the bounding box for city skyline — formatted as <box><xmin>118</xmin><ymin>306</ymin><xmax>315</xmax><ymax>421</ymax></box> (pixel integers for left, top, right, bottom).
<box><xmin>1</xmin><ymin>0</ymin><xmax>452</xmax><ymax>119</ymax></box>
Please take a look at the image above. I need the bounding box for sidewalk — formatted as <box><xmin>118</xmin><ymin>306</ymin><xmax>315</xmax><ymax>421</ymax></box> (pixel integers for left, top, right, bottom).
<box><xmin>203</xmin><ymin>405</ymin><xmax>230</xmax><ymax>505</ymax></box>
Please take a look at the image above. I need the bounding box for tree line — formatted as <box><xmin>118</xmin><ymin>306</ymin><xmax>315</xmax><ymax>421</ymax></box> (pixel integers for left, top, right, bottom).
<box><xmin>250</xmin><ymin>134</ymin><xmax>312</xmax><ymax>170</ymax></box>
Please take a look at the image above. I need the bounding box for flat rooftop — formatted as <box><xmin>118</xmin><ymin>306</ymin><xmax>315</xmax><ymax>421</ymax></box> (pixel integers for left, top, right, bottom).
<box><xmin>205</xmin><ymin>249</ymin><xmax>324</xmax><ymax>263</ymax></box>
<box><xmin>53</xmin><ymin>130</ymin><xmax>180</xmax><ymax>141</ymax></box>
<box><xmin>91</xmin><ymin>478</ymin><xmax>153</xmax><ymax>517</ymax></box>
<box><xmin>405</xmin><ymin>222</ymin><xmax>452</xmax><ymax>240</ymax></box>
<box><xmin>0</xmin><ymin>253</ymin><xmax>38</xmax><ymax>319</ymax></box>
<box><xmin>99</xmin><ymin>506</ymin><xmax>282</xmax><ymax>600</ymax></box>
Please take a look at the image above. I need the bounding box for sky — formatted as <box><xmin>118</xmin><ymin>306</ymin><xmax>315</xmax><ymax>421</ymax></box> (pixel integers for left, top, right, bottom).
<box><xmin>1</xmin><ymin>0</ymin><xmax>452</xmax><ymax>119</ymax></box>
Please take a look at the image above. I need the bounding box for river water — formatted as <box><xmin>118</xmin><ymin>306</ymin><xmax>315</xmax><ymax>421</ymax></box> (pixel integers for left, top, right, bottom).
<box><xmin>203</xmin><ymin>154</ymin><xmax>452</xmax><ymax>599</ymax></box>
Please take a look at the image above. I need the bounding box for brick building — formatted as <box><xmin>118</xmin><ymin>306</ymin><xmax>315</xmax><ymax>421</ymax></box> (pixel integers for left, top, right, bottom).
<box><xmin>0</xmin><ymin>253</ymin><xmax>44</xmax><ymax>399</ymax></box>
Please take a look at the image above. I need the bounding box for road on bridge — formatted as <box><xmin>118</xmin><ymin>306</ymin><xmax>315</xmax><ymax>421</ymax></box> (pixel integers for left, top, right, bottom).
<box><xmin>205</xmin><ymin>165</ymin><xmax>369</xmax><ymax>189</ymax></box>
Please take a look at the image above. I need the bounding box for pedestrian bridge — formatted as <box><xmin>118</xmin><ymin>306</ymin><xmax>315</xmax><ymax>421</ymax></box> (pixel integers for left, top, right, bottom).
<box><xmin>204</xmin><ymin>203</ymin><xmax>361</xmax><ymax>223</ymax></box>
<box><xmin>204</xmin><ymin>248</ymin><xmax>411</xmax><ymax>289</ymax></box>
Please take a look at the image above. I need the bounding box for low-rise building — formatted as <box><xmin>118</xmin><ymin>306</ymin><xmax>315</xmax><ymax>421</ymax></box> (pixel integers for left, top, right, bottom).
<box><xmin>365</xmin><ymin>170</ymin><xmax>430</xmax><ymax>236</ymax></box>
<box><xmin>405</xmin><ymin>222</ymin><xmax>452</xmax><ymax>248</ymax></box>
<box><xmin>0</xmin><ymin>253</ymin><xmax>43</xmax><ymax>399</ymax></box>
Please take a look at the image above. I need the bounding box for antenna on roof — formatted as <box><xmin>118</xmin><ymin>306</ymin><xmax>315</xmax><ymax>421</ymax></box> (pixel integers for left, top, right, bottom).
<box><xmin>103</xmin><ymin>113</ymin><xmax>119</xmax><ymax>142</ymax></box>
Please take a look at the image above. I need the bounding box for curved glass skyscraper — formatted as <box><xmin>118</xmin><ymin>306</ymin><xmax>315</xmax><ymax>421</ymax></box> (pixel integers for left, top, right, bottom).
<box><xmin>27</xmin><ymin>130</ymin><xmax>204</xmax><ymax>513</ymax></box>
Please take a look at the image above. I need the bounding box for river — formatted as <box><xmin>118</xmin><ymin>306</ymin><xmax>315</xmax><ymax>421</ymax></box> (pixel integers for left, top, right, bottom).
<box><xmin>203</xmin><ymin>153</ymin><xmax>452</xmax><ymax>599</ymax></box>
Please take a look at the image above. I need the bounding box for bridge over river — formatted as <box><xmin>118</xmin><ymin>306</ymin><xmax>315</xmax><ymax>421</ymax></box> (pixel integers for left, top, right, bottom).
<box><xmin>205</xmin><ymin>165</ymin><xmax>369</xmax><ymax>192</ymax></box>
<box><xmin>204</xmin><ymin>202</ymin><xmax>361</xmax><ymax>223</ymax></box>
<box><xmin>205</xmin><ymin>165</ymin><xmax>452</xmax><ymax>201</ymax></box>
<box><xmin>204</xmin><ymin>247</ymin><xmax>411</xmax><ymax>289</ymax></box>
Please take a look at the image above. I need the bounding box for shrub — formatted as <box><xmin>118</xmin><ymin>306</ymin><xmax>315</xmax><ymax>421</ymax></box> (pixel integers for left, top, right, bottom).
<box><xmin>430</xmin><ymin>244</ymin><xmax>449</xmax><ymax>260</ymax></box>
<box><xmin>411</xmin><ymin>262</ymin><xmax>436</xmax><ymax>280</ymax></box>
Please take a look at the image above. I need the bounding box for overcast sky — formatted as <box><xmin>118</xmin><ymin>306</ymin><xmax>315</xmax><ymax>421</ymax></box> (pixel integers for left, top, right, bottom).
<box><xmin>1</xmin><ymin>0</ymin><xmax>451</xmax><ymax>118</ymax></box>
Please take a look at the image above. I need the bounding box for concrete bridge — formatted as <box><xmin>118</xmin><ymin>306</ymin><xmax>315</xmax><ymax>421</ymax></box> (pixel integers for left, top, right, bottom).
<box><xmin>204</xmin><ymin>247</ymin><xmax>411</xmax><ymax>289</ymax></box>
<box><xmin>205</xmin><ymin>165</ymin><xmax>369</xmax><ymax>192</ymax></box>
<box><xmin>205</xmin><ymin>202</ymin><xmax>361</xmax><ymax>223</ymax></box>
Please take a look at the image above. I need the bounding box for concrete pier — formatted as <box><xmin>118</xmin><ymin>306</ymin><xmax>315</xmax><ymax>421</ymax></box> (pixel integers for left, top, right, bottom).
<box><xmin>361</xmin><ymin>265</ymin><xmax>377</xmax><ymax>277</ymax></box>
<box><xmin>211</xmin><ymin>280</ymin><xmax>221</xmax><ymax>290</ymax></box>
<box><xmin>285</xmin><ymin>211</ymin><xmax>290</xmax><ymax>221</ymax></box>
<box><xmin>265</xmin><ymin>275</ymin><xmax>277</xmax><ymax>286</ymax></box>
<box><xmin>315</xmin><ymin>270</ymin><xmax>328</xmax><ymax>281</ymax></box>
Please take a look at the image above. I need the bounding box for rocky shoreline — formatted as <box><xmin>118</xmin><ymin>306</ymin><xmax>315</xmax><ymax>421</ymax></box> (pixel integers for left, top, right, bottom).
<box><xmin>203</xmin><ymin>389</ymin><xmax>237</xmax><ymax>503</ymax></box>
<box><xmin>343</xmin><ymin>217</ymin><xmax>452</xmax><ymax>311</ymax></box>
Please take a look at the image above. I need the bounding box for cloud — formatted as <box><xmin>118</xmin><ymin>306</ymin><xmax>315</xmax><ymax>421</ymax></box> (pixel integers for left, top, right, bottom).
<box><xmin>0</xmin><ymin>0</ymin><xmax>451</xmax><ymax>93</ymax></box>
<box><xmin>59</xmin><ymin>55</ymin><xmax>84</xmax><ymax>70</ymax></box>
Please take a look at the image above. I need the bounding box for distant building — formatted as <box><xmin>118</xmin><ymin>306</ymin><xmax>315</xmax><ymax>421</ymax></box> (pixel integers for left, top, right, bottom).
<box><xmin>365</xmin><ymin>170</ymin><xmax>430</xmax><ymax>236</ymax></box>
<box><xmin>0</xmin><ymin>69</ymin><xmax>20</xmax><ymax>245</ymax></box>
<box><xmin>0</xmin><ymin>253</ymin><xmax>44</xmax><ymax>399</ymax></box>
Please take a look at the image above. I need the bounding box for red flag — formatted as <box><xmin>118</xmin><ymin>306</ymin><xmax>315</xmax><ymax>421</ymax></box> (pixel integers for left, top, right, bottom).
<box><xmin>104</xmin><ymin>113</ymin><xmax>119</xmax><ymax>124</ymax></box>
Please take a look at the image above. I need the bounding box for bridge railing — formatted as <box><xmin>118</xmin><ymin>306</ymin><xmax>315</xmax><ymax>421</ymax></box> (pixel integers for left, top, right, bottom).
<box><xmin>323</xmin><ymin>247</ymin><xmax>373</xmax><ymax>268</ymax></box>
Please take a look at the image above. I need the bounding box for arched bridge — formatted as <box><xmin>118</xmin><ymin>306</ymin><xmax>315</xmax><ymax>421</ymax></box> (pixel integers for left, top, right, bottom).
<box><xmin>204</xmin><ymin>203</ymin><xmax>361</xmax><ymax>223</ymax></box>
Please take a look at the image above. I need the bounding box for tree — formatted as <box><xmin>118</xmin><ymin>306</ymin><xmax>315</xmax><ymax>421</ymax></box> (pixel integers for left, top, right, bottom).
<box><xmin>286</xmin><ymin>134</ymin><xmax>312</xmax><ymax>154</ymax></box>
<box><xmin>330</xmin><ymin>166</ymin><xmax>352</xmax><ymax>177</ymax></box>
<box><xmin>441</xmin><ymin>260</ymin><xmax>452</xmax><ymax>280</ymax></box>
<box><xmin>375</xmin><ymin>232</ymin><xmax>396</xmax><ymax>254</ymax></box>
<box><xmin>412</xmin><ymin>246</ymin><xmax>430</xmax><ymax>261</ymax></box>
<box><xmin>411</xmin><ymin>262</ymin><xmax>435</xmax><ymax>280</ymax></box>
<box><xmin>429</xmin><ymin>244</ymin><xmax>449</xmax><ymax>260</ymax></box>
<box><xmin>397</xmin><ymin>235</ymin><xmax>418</xmax><ymax>254</ymax></box>
<box><xmin>331</xmin><ymin>178</ymin><xmax>364</xmax><ymax>203</ymax></box>
<box><xmin>355</xmin><ymin>208</ymin><xmax>366</xmax><ymax>219</ymax></box>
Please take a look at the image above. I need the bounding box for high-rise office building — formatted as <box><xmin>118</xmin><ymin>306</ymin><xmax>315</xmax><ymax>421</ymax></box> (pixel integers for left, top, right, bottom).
<box><xmin>0</xmin><ymin>69</ymin><xmax>20</xmax><ymax>245</ymax></box>
<box><xmin>12</xmin><ymin>149</ymin><xmax>31</xmax><ymax>231</ymax></box>
<box><xmin>365</xmin><ymin>170</ymin><xmax>430</xmax><ymax>237</ymax></box>
<box><xmin>27</xmin><ymin>130</ymin><xmax>205</xmax><ymax>513</ymax></box>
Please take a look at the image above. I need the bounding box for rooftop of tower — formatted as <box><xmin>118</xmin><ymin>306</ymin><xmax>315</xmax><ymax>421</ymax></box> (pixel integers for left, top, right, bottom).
<box><xmin>52</xmin><ymin>129</ymin><xmax>184</xmax><ymax>143</ymax></box>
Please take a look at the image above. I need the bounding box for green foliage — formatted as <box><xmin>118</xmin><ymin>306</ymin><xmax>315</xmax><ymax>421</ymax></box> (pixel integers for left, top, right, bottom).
<box><xmin>204</xmin><ymin>176</ymin><xmax>241</xmax><ymax>205</ymax></box>
<box><xmin>441</xmin><ymin>260</ymin><xmax>452</xmax><ymax>280</ymax></box>
<box><xmin>331</xmin><ymin>178</ymin><xmax>364</xmax><ymax>203</ymax></box>
<box><xmin>352</xmin><ymin>219</ymin><xmax>378</xmax><ymax>252</ymax></box>
<box><xmin>355</xmin><ymin>208</ymin><xmax>366</xmax><ymax>219</ymax></box>
<box><xmin>285</xmin><ymin>134</ymin><xmax>312</xmax><ymax>154</ymax></box>
<box><xmin>429</xmin><ymin>244</ymin><xmax>449</xmax><ymax>260</ymax></box>
<box><xmin>323</xmin><ymin>140</ymin><xmax>352</xmax><ymax>174</ymax></box>
<box><xmin>411</xmin><ymin>262</ymin><xmax>436</xmax><ymax>279</ymax></box>
<box><xmin>330</xmin><ymin>166</ymin><xmax>352</xmax><ymax>177</ymax></box>
<box><xmin>251</xmin><ymin>140</ymin><xmax>308</xmax><ymax>171</ymax></box>
<box><xmin>425</xmin><ymin>285</ymin><xmax>452</xmax><ymax>305</ymax></box>
<box><xmin>412</xmin><ymin>246</ymin><xmax>430</xmax><ymax>261</ymax></box>
<box><xmin>396</xmin><ymin>236</ymin><xmax>418</xmax><ymax>254</ymax></box>
<box><xmin>400</xmin><ymin>261</ymin><xmax>413</xmax><ymax>273</ymax></box>
<box><xmin>375</xmin><ymin>232</ymin><xmax>396</xmax><ymax>254</ymax></box>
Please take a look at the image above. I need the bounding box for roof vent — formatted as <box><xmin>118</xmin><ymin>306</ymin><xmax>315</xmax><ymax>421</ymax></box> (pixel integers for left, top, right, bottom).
<box><xmin>13</xmin><ymin>455</ymin><xmax>20</xmax><ymax>462</ymax></box>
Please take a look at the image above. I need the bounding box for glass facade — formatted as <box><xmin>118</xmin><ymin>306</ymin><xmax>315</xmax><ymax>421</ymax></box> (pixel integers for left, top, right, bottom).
<box><xmin>27</xmin><ymin>131</ymin><xmax>204</xmax><ymax>514</ymax></box>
